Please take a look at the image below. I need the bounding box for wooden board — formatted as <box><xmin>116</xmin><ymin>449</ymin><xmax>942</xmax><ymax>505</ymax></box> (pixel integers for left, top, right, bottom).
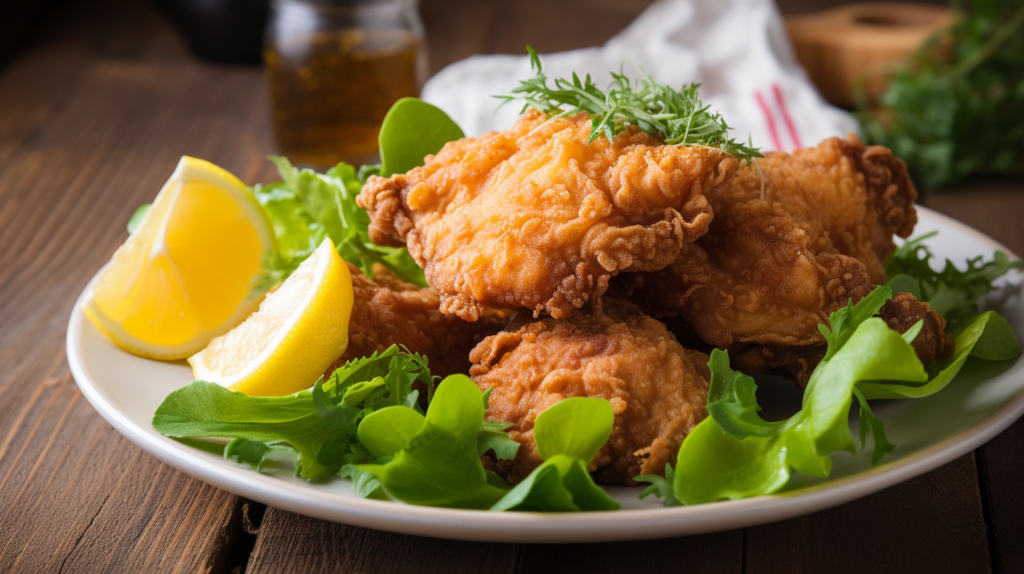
<box><xmin>247</xmin><ymin>509</ymin><xmax>520</xmax><ymax>574</ymax></box>
<box><xmin>0</xmin><ymin>1</ymin><xmax>268</xmax><ymax>571</ymax></box>
<box><xmin>745</xmin><ymin>454</ymin><xmax>991</xmax><ymax>574</ymax></box>
<box><xmin>920</xmin><ymin>183</ymin><xmax>1024</xmax><ymax>574</ymax></box>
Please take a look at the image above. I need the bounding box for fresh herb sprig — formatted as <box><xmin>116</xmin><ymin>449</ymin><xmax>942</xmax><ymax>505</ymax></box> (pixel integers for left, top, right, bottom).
<box><xmin>497</xmin><ymin>47</ymin><xmax>762</xmax><ymax>164</ymax></box>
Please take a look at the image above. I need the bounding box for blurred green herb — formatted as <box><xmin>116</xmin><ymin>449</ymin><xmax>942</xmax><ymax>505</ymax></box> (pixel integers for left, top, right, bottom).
<box><xmin>857</xmin><ymin>0</ymin><xmax>1024</xmax><ymax>188</ymax></box>
<box><xmin>498</xmin><ymin>47</ymin><xmax>762</xmax><ymax>165</ymax></box>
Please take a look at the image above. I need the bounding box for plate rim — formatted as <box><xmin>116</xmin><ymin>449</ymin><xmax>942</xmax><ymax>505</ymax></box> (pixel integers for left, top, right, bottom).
<box><xmin>66</xmin><ymin>205</ymin><xmax>1024</xmax><ymax>543</ymax></box>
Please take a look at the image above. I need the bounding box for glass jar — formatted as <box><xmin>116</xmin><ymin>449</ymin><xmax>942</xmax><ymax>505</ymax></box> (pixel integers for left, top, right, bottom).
<box><xmin>265</xmin><ymin>0</ymin><xmax>426</xmax><ymax>168</ymax></box>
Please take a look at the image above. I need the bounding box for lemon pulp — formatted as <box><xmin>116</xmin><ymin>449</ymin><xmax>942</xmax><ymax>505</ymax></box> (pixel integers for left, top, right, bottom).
<box><xmin>84</xmin><ymin>157</ymin><xmax>274</xmax><ymax>359</ymax></box>
<box><xmin>189</xmin><ymin>238</ymin><xmax>354</xmax><ymax>396</ymax></box>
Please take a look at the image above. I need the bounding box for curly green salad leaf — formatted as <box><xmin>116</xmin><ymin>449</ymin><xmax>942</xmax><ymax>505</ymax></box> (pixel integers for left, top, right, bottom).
<box><xmin>251</xmin><ymin>157</ymin><xmax>425</xmax><ymax>294</ymax></box>
<box><xmin>357</xmin><ymin>384</ymin><xmax>618</xmax><ymax>511</ymax></box>
<box><xmin>640</xmin><ymin>276</ymin><xmax>1020</xmax><ymax>506</ymax></box>
<box><xmin>152</xmin><ymin>345</ymin><xmax>619</xmax><ymax>510</ymax></box>
<box><xmin>885</xmin><ymin>232</ymin><xmax>1024</xmax><ymax>333</ymax></box>
<box><xmin>152</xmin><ymin>346</ymin><xmax>433</xmax><ymax>480</ymax></box>
<box><xmin>248</xmin><ymin>98</ymin><xmax>467</xmax><ymax>293</ymax></box>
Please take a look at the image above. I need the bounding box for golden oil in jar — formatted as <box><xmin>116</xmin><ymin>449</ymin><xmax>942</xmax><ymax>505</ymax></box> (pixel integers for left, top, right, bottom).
<box><xmin>266</xmin><ymin>24</ymin><xmax>420</xmax><ymax>167</ymax></box>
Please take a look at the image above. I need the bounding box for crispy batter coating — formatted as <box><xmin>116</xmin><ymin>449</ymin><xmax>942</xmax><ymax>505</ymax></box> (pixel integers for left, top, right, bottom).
<box><xmin>358</xmin><ymin>109</ymin><xmax>738</xmax><ymax>321</ymax></box>
<box><xmin>325</xmin><ymin>264</ymin><xmax>504</xmax><ymax>379</ymax></box>
<box><xmin>469</xmin><ymin>302</ymin><xmax>709</xmax><ymax>485</ymax></box>
<box><xmin>879</xmin><ymin>292</ymin><xmax>953</xmax><ymax>368</ymax></box>
<box><xmin>621</xmin><ymin>135</ymin><xmax>923</xmax><ymax>381</ymax></box>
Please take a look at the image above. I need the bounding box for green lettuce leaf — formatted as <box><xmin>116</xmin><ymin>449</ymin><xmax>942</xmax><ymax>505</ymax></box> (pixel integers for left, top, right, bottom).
<box><xmin>152</xmin><ymin>381</ymin><xmax>343</xmax><ymax>480</ymax></box>
<box><xmin>670</xmin><ymin>286</ymin><xmax>920</xmax><ymax>503</ymax></box>
<box><xmin>666</xmin><ymin>280</ymin><xmax>1020</xmax><ymax>506</ymax></box>
<box><xmin>490</xmin><ymin>454</ymin><xmax>618</xmax><ymax>512</ymax></box>
<box><xmin>885</xmin><ymin>232</ymin><xmax>1023</xmax><ymax>333</ymax></box>
<box><xmin>225</xmin><ymin>437</ymin><xmax>300</xmax><ymax>472</ymax></box>
<box><xmin>251</xmin><ymin>156</ymin><xmax>425</xmax><ymax>294</ymax></box>
<box><xmin>338</xmin><ymin>464</ymin><xmax>387</xmax><ymax>500</ymax></box>
<box><xmin>378</xmin><ymin>97</ymin><xmax>465</xmax><ymax>177</ymax></box>
<box><xmin>358</xmin><ymin>375</ymin><xmax>510</xmax><ymax>509</ymax></box>
<box><xmin>858</xmin><ymin>311</ymin><xmax>1021</xmax><ymax>399</ymax></box>
<box><xmin>152</xmin><ymin>345</ymin><xmax>435</xmax><ymax>481</ymax></box>
<box><xmin>489</xmin><ymin>397</ymin><xmax>620</xmax><ymax>512</ymax></box>
<box><xmin>533</xmin><ymin>397</ymin><xmax>615</xmax><ymax>460</ymax></box>
<box><xmin>478</xmin><ymin>422</ymin><xmax>520</xmax><ymax>460</ymax></box>
<box><xmin>636</xmin><ymin>464</ymin><xmax>682</xmax><ymax>507</ymax></box>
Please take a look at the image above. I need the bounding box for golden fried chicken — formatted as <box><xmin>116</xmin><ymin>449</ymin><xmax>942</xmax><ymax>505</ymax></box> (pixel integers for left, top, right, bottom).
<box><xmin>469</xmin><ymin>301</ymin><xmax>709</xmax><ymax>485</ymax></box>
<box><xmin>879</xmin><ymin>291</ymin><xmax>953</xmax><ymax>368</ymax></box>
<box><xmin>620</xmin><ymin>135</ymin><xmax>937</xmax><ymax>383</ymax></box>
<box><xmin>325</xmin><ymin>263</ymin><xmax>504</xmax><ymax>379</ymax></box>
<box><xmin>358</xmin><ymin>109</ymin><xmax>738</xmax><ymax>322</ymax></box>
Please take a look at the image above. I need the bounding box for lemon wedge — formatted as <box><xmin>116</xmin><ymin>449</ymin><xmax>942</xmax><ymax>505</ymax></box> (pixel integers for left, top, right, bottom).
<box><xmin>84</xmin><ymin>156</ymin><xmax>274</xmax><ymax>360</ymax></box>
<box><xmin>188</xmin><ymin>238</ymin><xmax>353</xmax><ymax>396</ymax></box>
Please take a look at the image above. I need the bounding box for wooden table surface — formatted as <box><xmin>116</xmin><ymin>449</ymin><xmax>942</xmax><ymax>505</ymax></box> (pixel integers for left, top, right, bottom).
<box><xmin>1</xmin><ymin>0</ymin><xmax>1021</xmax><ymax>572</ymax></box>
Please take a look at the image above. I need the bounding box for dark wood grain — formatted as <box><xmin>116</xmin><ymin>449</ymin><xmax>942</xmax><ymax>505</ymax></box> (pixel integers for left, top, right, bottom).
<box><xmin>516</xmin><ymin>532</ymin><xmax>742</xmax><ymax>574</ymax></box>
<box><xmin>246</xmin><ymin>508</ymin><xmax>520</xmax><ymax>574</ymax></box>
<box><xmin>745</xmin><ymin>454</ymin><xmax>991</xmax><ymax>574</ymax></box>
<box><xmin>920</xmin><ymin>182</ymin><xmax>1024</xmax><ymax>574</ymax></box>
<box><xmin>0</xmin><ymin>1</ymin><xmax>271</xmax><ymax>572</ymax></box>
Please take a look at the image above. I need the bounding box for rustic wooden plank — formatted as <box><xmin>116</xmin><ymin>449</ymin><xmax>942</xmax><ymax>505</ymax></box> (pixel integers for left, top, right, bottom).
<box><xmin>517</xmin><ymin>532</ymin><xmax>741</xmax><ymax>574</ymax></box>
<box><xmin>920</xmin><ymin>181</ymin><xmax>1024</xmax><ymax>574</ymax></box>
<box><xmin>745</xmin><ymin>453</ymin><xmax>991</xmax><ymax>574</ymax></box>
<box><xmin>0</xmin><ymin>0</ymin><xmax>274</xmax><ymax>572</ymax></box>
<box><xmin>246</xmin><ymin>508</ymin><xmax>521</xmax><ymax>574</ymax></box>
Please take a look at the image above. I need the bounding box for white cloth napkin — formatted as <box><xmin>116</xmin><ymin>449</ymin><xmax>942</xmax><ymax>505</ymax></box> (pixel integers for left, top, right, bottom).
<box><xmin>421</xmin><ymin>0</ymin><xmax>858</xmax><ymax>152</ymax></box>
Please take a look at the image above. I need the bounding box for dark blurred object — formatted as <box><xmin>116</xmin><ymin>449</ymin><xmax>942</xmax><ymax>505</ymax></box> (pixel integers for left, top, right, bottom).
<box><xmin>857</xmin><ymin>0</ymin><xmax>1024</xmax><ymax>189</ymax></box>
<box><xmin>265</xmin><ymin>0</ymin><xmax>424</xmax><ymax>167</ymax></box>
<box><xmin>0</xmin><ymin>1</ymin><xmax>58</xmax><ymax>66</ymax></box>
<box><xmin>151</xmin><ymin>0</ymin><xmax>269</xmax><ymax>64</ymax></box>
<box><xmin>785</xmin><ymin>3</ymin><xmax>951</xmax><ymax>107</ymax></box>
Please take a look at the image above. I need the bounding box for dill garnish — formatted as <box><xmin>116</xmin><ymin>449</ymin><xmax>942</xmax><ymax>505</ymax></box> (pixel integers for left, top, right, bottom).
<box><xmin>497</xmin><ymin>47</ymin><xmax>763</xmax><ymax>165</ymax></box>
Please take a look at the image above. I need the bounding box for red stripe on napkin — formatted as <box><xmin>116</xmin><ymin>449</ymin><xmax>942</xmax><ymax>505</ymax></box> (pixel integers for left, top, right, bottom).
<box><xmin>772</xmin><ymin>84</ymin><xmax>802</xmax><ymax>150</ymax></box>
<box><xmin>754</xmin><ymin>90</ymin><xmax>783</xmax><ymax>151</ymax></box>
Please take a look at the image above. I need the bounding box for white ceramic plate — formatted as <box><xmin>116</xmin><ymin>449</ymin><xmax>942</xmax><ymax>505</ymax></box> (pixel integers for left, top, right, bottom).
<box><xmin>67</xmin><ymin>206</ymin><xmax>1024</xmax><ymax>543</ymax></box>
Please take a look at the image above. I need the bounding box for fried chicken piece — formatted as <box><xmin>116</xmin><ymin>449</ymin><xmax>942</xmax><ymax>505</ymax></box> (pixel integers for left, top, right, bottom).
<box><xmin>879</xmin><ymin>292</ymin><xmax>953</xmax><ymax>368</ymax></box>
<box><xmin>621</xmin><ymin>135</ymin><xmax>925</xmax><ymax>382</ymax></box>
<box><xmin>358</xmin><ymin>109</ymin><xmax>738</xmax><ymax>321</ymax></box>
<box><xmin>469</xmin><ymin>301</ymin><xmax>709</xmax><ymax>485</ymax></box>
<box><xmin>325</xmin><ymin>264</ymin><xmax>504</xmax><ymax>379</ymax></box>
